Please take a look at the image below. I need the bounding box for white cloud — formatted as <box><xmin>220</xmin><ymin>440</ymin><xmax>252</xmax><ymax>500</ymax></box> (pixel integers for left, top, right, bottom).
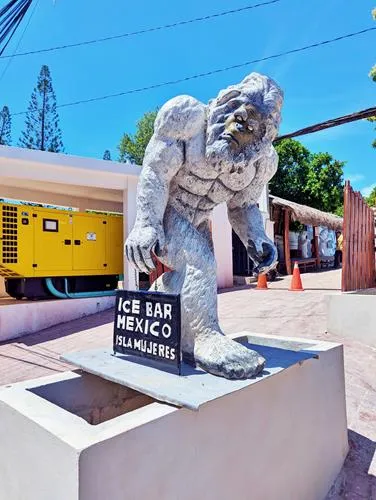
<box><xmin>347</xmin><ymin>174</ymin><xmax>365</xmax><ymax>183</ymax></box>
<box><xmin>361</xmin><ymin>184</ymin><xmax>376</xmax><ymax>197</ymax></box>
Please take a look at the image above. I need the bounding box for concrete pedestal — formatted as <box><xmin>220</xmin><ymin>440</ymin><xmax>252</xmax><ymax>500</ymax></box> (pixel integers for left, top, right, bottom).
<box><xmin>0</xmin><ymin>333</ymin><xmax>348</xmax><ymax>500</ymax></box>
<box><xmin>327</xmin><ymin>290</ymin><xmax>376</xmax><ymax>347</ymax></box>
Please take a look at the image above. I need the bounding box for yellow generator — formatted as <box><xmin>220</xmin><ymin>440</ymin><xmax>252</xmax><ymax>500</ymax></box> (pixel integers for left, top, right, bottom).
<box><xmin>0</xmin><ymin>201</ymin><xmax>123</xmax><ymax>300</ymax></box>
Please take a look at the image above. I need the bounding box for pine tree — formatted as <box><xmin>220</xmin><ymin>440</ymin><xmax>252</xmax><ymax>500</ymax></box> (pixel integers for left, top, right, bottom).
<box><xmin>19</xmin><ymin>65</ymin><xmax>64</xmax><ymax>152</ymax></box>
<box><xmin>103</xmin><ymin>149</ymin><xmax>111</xmax><ymax>160</ymax></box>
<box><xmin>0</xmin><ymin>105</ymin><xmax>11</xmax><ymax>145</ymax></box>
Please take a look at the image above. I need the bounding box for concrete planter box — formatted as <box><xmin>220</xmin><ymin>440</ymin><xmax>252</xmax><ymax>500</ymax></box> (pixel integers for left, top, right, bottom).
<box><xmin>0</xmin><ymin>334</ymin><xmax>348</xmax><ymax>500</ymax></box>
<box><xmin>327</xmin><ymin>289</ymin><xmax>376</xmax><ymax>347</ymax></box>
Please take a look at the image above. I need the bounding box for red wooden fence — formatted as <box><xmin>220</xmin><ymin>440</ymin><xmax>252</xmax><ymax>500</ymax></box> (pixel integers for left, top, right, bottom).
<box><xmin>342</xmin><ymin>181</ymin><xmax>376</xmax><ymax>292</ymax></box>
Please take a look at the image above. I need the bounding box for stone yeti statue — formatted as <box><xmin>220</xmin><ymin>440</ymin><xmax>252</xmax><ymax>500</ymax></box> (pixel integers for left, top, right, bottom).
<box><xmin>126</xmin><ymin>72</ymin><xmax>283</xmax><ymax>380</ymax></box>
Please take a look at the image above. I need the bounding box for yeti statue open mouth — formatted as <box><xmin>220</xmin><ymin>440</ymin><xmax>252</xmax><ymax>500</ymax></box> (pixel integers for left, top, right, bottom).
<box><xmin>125</xmin><ymin>72</ymin><xmax>283</xmax><ymax>380</ymax></box>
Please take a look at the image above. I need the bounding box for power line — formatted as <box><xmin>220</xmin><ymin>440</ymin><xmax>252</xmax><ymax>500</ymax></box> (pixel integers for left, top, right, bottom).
<box><xmin>0</xmin><ymin>0</ymin><xmax>281</xmax><ymax>60</ymax></box>
<box><xmin>0</xmin><ymin>0</ymin><xmax>33</xmax><ymax>56</ymax></box>
<box><xmin>275</xmin><ymin>107</ymin><xmax>376</xmax><ymax>143</ymax></box>
<box><xmin>12</xmin><ymin>25</ymin><xmax>375</xmax><ymax>116</ymax></box>
<box><xmin>0</xmin><ymin>0</ymin><xmax>39</xmax><ymax>83</ymax></box>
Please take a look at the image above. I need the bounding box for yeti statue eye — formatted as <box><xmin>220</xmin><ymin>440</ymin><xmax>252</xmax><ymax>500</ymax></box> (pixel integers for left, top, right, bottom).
<box><xmin>235</xmin><ymin>115</ymin><xmax>244</xmax><ymax>123</ymax></box>
<box><xmin>248</xmin><ymin>125</ymin><xmax>254</xmax><ymax>132</ymax></box>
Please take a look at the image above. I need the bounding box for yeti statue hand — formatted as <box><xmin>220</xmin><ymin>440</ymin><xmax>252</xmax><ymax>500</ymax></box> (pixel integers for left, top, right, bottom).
<box><xmin>125</xmin><ymin>223</ymin><xmax>165</xmax><ymax>274</ymax></box>
<box><xmin>247</xmin><ymin>235</ymin><xmax>278</xmax><ymax>275</ymax></box>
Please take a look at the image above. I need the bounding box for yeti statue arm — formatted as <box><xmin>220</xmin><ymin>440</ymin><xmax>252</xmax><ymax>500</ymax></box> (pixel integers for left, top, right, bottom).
<box><xmin>227</xmin><ymin>146</ymin><xmax>278</xmax><ymax>274</ymax></box>
<box><xmin>125</xmin><ymin>136</ymin><xmax>183</xmax><ymax>273</ymax></box>
<box><xmin>125</xmin><ymin>96</ymin><xmax>206</xmax><ymax>274</ymax></box>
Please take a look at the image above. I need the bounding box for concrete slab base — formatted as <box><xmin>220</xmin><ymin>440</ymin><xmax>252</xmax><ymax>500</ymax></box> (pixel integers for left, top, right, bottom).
<box><xmin>62</xmin><ymin>335</ymin><xmax>317</xmax><ymax>410</ymax></box>
<box><xmin>0</xmin><ymin>296</ymin><xmax>115</xmax><ymax>342</ymax></box>
<box><xmin>327</xmin><ymin>290</ymin><xmax>376</xmax><ymax>347</ymax></box>
<box><xmin>0</xmin><ymin>333</ymin><xmax>348</xmax><ymax>500</ymax></box>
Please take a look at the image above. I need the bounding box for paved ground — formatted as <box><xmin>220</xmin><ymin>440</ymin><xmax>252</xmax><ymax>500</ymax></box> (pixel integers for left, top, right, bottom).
<box><xmin>0</xmin><ymin>268</ymin><xmax>375</xmax><ymax>499</ymax></box>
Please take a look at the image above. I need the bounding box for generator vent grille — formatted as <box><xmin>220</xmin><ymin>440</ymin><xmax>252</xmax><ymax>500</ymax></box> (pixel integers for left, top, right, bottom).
<box><xmin>2</xmin><ymin>205</ymin><xmax>18</xmax><ymax>264</ymax></box>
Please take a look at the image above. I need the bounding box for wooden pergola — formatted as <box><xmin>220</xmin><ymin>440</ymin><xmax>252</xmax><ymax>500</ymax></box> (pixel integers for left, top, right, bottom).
<box><xmin>270</xmin><ymin>195</ymin><xmax>343</xmax><ymax>275</ymax></box>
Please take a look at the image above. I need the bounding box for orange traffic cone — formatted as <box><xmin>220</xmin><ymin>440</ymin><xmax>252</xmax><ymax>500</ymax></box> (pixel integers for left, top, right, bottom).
<box><xmin>289</xmin><ymin>262</ymin><xmax>304</xmax><ymax>291</ymax></box>
<box><xmin>256</xmin><ymin>273</ymin><xmax>268</xmax><ymax>290</ymax></box>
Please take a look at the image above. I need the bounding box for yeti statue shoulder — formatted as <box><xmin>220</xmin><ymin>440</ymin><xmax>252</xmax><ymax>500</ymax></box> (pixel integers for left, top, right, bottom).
<box><xmin>153</xmin><ymin>95</ymin><xmax>206</xmax><ymax>141</ymax></box>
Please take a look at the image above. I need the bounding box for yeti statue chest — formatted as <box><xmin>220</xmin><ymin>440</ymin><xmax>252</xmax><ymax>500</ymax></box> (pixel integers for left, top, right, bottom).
<box><xmin>169</xmin><ymin>138</ymin><xmax>257</xmax><ymax>226</ymax></box>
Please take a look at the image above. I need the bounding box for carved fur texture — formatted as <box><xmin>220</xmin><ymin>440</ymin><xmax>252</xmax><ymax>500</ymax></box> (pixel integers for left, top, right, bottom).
<box><xmin>125</xmin><ymin>72</ymin><xmax>283</xmax><ymax>379</ymax></box>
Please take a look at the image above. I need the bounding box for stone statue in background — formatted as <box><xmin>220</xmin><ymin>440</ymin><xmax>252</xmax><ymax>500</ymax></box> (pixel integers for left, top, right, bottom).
<box><xmin>125</xmin><ymin>73</ymin><xmax>283</xmax><ymax>380</ymax></box>
<box><xmin>299</xmin><ymin>231</ymin><xmax>310</xmax><ymax>259</ymax></box>
<box><xmin>319</xmin><ymin>227</ymin><xmax>336</xmax><ymax>258</ymax></box>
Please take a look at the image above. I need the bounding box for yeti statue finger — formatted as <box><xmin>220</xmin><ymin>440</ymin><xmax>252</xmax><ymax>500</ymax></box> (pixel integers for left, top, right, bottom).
<box><xmin>125</xmin><ymin>72</ymin><xmax>283</xmax><ymax>380</ymax></box>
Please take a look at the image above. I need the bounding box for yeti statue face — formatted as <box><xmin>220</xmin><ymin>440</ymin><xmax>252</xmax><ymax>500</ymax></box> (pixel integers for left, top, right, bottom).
<box><xmin>222</xmin><ymin>103</ymin><xmax>266</xmax><ymax>150</ymax></box>
<box><xmin>205</xmin><ymin>95</ymin><xmax>267</xmax><ymax>166</ymax></box>
<box><xmin>205</xmin><ymin>72</ymin><xmax>283</xmax><ymax>165</ymax></box>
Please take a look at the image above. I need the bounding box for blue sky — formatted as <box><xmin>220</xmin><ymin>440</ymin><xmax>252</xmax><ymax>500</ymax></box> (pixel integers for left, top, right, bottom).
<box><xmin>0</xmin><ymin>0</ymin><xmax>375</xmax><ymax>194</ymax></box>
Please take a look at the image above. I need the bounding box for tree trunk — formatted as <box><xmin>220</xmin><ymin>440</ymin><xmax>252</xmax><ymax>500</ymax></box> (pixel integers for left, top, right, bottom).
<box><xmin>41</xmin><ymin>81</ymin><xmax>46</xmax><ymax>151</ymax></box>
<box><xmin>0</xmin><ymin>120</ymin><xmax>4</xmax><ymax>144</ymax></box>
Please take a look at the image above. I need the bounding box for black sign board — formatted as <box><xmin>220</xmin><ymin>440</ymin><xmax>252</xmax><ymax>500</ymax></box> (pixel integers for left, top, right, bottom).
<box><xmin>113</xmin><ymin>290</ymin><xmax>181</xmax><ymax>374</ymax></box>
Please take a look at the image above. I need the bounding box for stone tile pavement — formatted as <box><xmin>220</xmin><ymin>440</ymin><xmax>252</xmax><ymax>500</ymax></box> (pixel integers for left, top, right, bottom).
<box><xmin>0</xmin><ymin>268</ymin><xmax>375</xmax><ymax>499</ymax></box>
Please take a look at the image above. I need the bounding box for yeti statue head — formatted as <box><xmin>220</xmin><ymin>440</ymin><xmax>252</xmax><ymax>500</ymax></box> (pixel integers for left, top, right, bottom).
<box><xmin>206</xmin><ymin>73</ymin><xmax>283</xmax><ymax>165</ymax></box>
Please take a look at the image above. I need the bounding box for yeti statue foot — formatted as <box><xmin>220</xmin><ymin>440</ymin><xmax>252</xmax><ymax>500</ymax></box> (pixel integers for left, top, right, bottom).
<box><xmin>192</xmin><ymin>333</ymin><xmax>265</xmax><ymax>380</ymax></box>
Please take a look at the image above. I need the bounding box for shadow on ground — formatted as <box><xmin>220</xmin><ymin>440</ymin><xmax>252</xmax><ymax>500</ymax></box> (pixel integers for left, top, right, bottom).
<box><xmin>326</xmin><ymin>430</ymin><xmax>376</xmax><ymax>499</ymax></box>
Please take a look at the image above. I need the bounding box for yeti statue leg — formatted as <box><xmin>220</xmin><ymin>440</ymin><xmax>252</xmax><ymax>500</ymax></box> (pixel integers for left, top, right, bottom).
<box><xmin>154</xmin><ymin>207</ymin><xmax>265</xmax><ymax>380</ymax></box>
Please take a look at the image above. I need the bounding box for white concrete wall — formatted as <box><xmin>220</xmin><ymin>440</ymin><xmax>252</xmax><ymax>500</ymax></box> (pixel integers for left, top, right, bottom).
<box><xmin>0</xmin><ymin>145</ymin><xmax>138</xmax><ymax>190</ymax></box>
<box><xmin>123</xmin><ymin>178</ymin><xmax>138</xmax><ymax>291</ymax></box>
<box><xmin>0</xmin><ymin>335</ymin><xmax>348</xmax><ymax>500</ymax></box>
<box><xmin>0</xmin><ymin>297</ymin><xmax>116</xmax><ymax>342</ymax></box>
<box><xmin>0</xmin><ymin>392</ymin><xmax>79</xmax><ymax>500</ymax></box>
<box><xmin>212</xmin><ymin>203</ymin><xmax>233</xmax><ymax>289</ymax></box>
<box><xmin>258</xmin><ymin>184</ymin><xmax>269</xmax><ymax>214</ymax></box>
<box><xmin>327</xmin><ymin>292</ymin><xmax>376</xmax><ymax>347</ymax></box>
<box><xmin>260</xmin><ymin>184</ymin><xmax>275</xmax><ymax>240</ymax></box>
<box><xmin>0</xmin><ymin>278</ymin><xmax>6</xmax><ymax>297</ymax></box>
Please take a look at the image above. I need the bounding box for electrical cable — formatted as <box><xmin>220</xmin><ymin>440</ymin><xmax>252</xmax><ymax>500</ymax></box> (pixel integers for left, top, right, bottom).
<box><xmin>0</xmin><ymin>0</ymin><xmax>32</xmax><ymax>56</ymax></box>
<box><xmin>11</xmin><ymin>26</ymin><xmax>375</xmax><ymax>115</ymax></box>
<box><xmin>0</xmin><ymin>0</ymin><xmax>39</xmax><ymax>83</ymax></box>
<box><xmin>0</xmin><ymin>0</ymin><xmax>281</xmax><ymax>60</ymax></box>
